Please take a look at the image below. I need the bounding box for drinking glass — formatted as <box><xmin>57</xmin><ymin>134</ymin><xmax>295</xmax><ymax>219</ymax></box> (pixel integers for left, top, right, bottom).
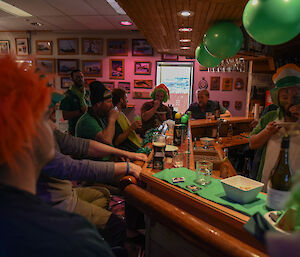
<box><xmin>195</xmin><ymin>161</ymin><xmax>213</xmax><ymax>185</ymax></box>
<box><xmin>174</xmin><ymin>152</ymin><xmax>184</xmax><ymax>168</ymax></box>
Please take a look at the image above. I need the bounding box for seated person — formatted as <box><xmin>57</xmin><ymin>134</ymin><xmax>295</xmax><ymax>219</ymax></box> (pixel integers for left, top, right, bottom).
<box><xmin>249</xmin><ymin>64</ymin><xmax>300</xmax><ymax>191</ymax></box>
<box><xmin>112</xmin><ymin>88</ymin><xmax>142</xmax><ymax>152</ymax></box>
<box><xmin>60</xmin><ymin>70</ymin><xmax>87</xmax><ymax>135</ymax></box>
<box><xmin>76</xmin><ymin>81</ymin><xmax>119</xmax><ymax>146</ymax></box>
<box><xmin>141</xmin><ymin>84</ymin><xmax>172</xmax><ymax>137</ymax></box>
<box><xmin>0</xmin><ymin>56</ymin><xmax>114</xmax><ymax>257</ymax></box>
<box><xmin>186</xmin><ymin>89</ymin><xmax>231</xmax><ymax>119</ymax></box>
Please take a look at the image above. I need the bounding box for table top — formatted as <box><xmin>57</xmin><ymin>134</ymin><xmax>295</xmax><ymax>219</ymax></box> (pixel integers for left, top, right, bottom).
<box><xmin>190</xmin><ymin>117</ymin><xmax>253</xmax><ymax>128</ymax></box>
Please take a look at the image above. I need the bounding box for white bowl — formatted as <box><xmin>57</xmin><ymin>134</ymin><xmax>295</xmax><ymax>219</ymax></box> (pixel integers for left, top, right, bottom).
<box><xmin>221</xmin><ymin>175</ymin><xmax>264</xmax><ymax>204</ymax></box>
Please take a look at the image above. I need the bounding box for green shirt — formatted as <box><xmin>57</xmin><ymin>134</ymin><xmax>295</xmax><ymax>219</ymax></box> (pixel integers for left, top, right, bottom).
<box><xmin>60</xmin><ymin>90</ymin><xmax>83</xmax><ymax>136</ymax></box>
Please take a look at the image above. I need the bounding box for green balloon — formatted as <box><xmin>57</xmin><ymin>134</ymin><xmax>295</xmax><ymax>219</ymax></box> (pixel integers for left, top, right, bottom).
<box><xmin>203</xmin><ymin>21</ymin><xmax>243</xmax><ymax>59</ymax></box>
<box><xmin>243</xmin><ymin>0</ymin><xmax>300</xmax><ymax>45</ymax></box>
<box><xmin>195</xmin><ymin>44</ymin><xmax>222</xmax><ymax>68</ymax></box>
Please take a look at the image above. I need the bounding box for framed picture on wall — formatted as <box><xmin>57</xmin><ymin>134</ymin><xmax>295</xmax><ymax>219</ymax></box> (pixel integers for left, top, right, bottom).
<box><xmin>118</xmin><ymin>82</ymin><xmax>130</xmax><ymax>94</ymax></box>
<box><xmin>222</xmin><ymin>101</ymin><xmax>230</xmax><ymax>108</ymax></box>
<box><xmin>102</xmin><ymin>81</ymin><xmax>114</xmax><ymax>91</ymax></box>
<box><xmin>61</xmin><ymin>77</ymin><xmax>72</xmax><ymax>89</ymax></box>
<box><xmin>235</xmin><ymin>101</ymin><xmax>242</xmax><ymax>110</ymax></box>
<box><xmin>132</xmin><ymin>39</ymin><xmax>153</xmax><ymax>56</ymax></box>
<box><xmin>134</xmin><ymin>61</ymin><xmax>151</xmax><ymax>75</ymax></box>
<box><xmin>0</xmin><ymin>40</ymin><xmax>10</xmax><ymax>55</ymax></box>
<box><xmin>36</xmin><ymin>58</ymin><xmax>55</xmax><ymax>73</ymax></box>
<box><xmin>81</xmin><ymin>38</ymin><xmax>103</xmax><ymax>55</ymax></box>
<box><xmin>107</xmin><ymin>39</ymin><xmax>128</xmax><ymax>56</ymax></box>
<box><xmin>82</xmin><ymin>60</ymin><xmax>102</xmax><ymax>77</ymax></box>
<box><xmin>57</xmin><ymin>38</ymin><xmax>78</xmax><ymax>55</ymax></box>
<box><xmin>133</xmin><ymin>91</ymin><xmax>151</xmax><ymax>99</ymax></box>
<box><xmin>222</xmin><ymin>78</ymin><xmax>233</xmax><ymax>91</ymax></box>
<box><xmin>234</xmin><ymin>78</ymin><xmax>244</xmax><ymax>90</ymax></box>
<box><xmin>134</xmin><ymin>79</ymin><xmax>153</xmax><ymax>89</ymax></box>
<box><xmin>85</xmin><ymin>78</ymin><xmax>96</xmax><ymax>87</ymax></box>
<box><xmin>210</xmin><ymin>76</ymin><xmax>220</xmax><ymax>90</ymax></box>
<box><xmin>15</xmin><ymin>38</ymin><xmax>28</xmax><ymax>56</ymax></box>
<box><xmin>57</xmin><ymin>59</ymin><xmax>79</xmax><ymax>75</ymax></box>
<box><xmin>36</xmin><ymin>40</ymin><xmax>52</xmax><ymax>55</ymax></box>
<box><xmin>109</xmin><ymin>59</ymin><xmax>125</xmax><ymax>79</ymax></box>
<box><xmin>161</xmin><ymin>54</ymin><xmax>178</xmax><ymax>61</ymax></box>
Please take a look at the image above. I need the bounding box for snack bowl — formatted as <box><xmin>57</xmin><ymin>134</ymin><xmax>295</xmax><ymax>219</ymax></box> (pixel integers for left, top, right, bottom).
<box><xmin>221</xmin><ymin>175</ymin><xmax>264</xmax><ymax>204</ymax></box>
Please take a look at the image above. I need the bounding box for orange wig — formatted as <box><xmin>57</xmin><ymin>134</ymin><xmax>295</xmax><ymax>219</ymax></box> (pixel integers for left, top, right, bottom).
<box><xmin>0</xmin><ymin>55</ymin><xmax>51</xmax><ymax>171</ymax></box>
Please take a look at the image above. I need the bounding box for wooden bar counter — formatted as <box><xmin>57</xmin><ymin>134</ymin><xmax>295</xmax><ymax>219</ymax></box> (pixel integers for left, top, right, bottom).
<box><xmin>124</xmin><ymin>121</ymin><xmax>267</xmax><ymax>257</ymax></box>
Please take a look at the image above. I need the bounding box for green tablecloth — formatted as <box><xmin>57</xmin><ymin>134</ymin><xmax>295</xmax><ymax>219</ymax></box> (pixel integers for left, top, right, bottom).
<box><xmin>153</xmin><ymin>168</ymin><xmax>268</xmax><ymax>217</ymax></box>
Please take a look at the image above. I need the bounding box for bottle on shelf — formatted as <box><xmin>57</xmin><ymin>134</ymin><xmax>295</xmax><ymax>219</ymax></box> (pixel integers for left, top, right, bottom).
<box><xmin>266</xmin><ymin>136</ymin><xmax>293</xmax><ymax>210</ymax></box>
<box><xmin>215</xmin><ymin>101</ymin><xmax>221</xmax><ymax>120</ymax></box>
<box><xmin>173</xmin><ymin>113</ymin><xmax>183</xmax><ymax>146</ymax></box>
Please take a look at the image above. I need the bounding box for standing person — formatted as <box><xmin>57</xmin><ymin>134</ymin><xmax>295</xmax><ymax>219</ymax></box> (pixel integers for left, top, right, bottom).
<box><xmin>141</xmin><ymin>83</ymin><xmax>172</xmax><ymax>137</ymax></box>
<box><xmin>112</xmin><ymin>88</ymin><xmax>142</xmax><ymax>152</ymax></box>
<box><xmin>249</xmin><ymin>64</ymin><xmax>300</xmax><ymax>190</ymax></box>
<box><xmin>60</xmin><ymin>70</ymin><xmax>87</xmax><ymax>135</ymax></box>
<box><xmin>186</xmin><ymin>89</ymin><xmax>231</xmax><ymax>119</ymax></box>
<box><xmin>0</xmin><ymin>56</ymin><xmax>114</xmax><ymax>257</ymax></box>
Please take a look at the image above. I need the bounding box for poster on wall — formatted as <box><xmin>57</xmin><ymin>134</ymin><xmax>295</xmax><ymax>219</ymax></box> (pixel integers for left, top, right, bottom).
<box><xmin>15</xmin><ymin>38</ymin><xmax>28</xmax><ymax>56</ymax></box>
<box><xmin>210</xmin><ymin>77</ymin><xmax>220</xmax><ymax>90</ymax></box>
<box><xmin>234</xmin><ymin>78</ymin><xmax>244</xmax><ymax>90</ymax></box>
<box><xmin>36</xmin><ymin>58</ymin><xmax>55</xmax><ymax>73</ymax></box>
<box><xmin>107</xmin><ymin>39</ymin><xmax>128</xmax><ymax>56</ymax></box>
<box><xmin>57</xmin><ymin>59</ymin><xmax>79</xmax><ymax>75</ymax></box>
<box><xmin>134</xmin><ymin>80</ymin><xmax>153</xmax><ymax>89</ymax></box>
<box><xmin>109</xmin><ymin>59</ymin><xmax>125</xmax><ymax>80</ymax></box>
<box><xmin>132</xmin><ymin>39</ymin><xmax>153</xmax><ymax>56</ymax></box>
<box><xmin>133</xmin><ymin>91</ymin><xmax>151</xmax><ymax>99</ymax></box>
<box><xmin>82</xmin><ymin>60</ymin><xmax>102</xmax><ymax>77</ymax></box>
<box><xmin>235</xmin><ymin>101</ymin><xmax>242</xmax><ymax>110</ymax></box>
<box><xmin>222</xmin><ymin>78</ymin><xmax>233</xmax><ymax>91</ymax></box>
<box><xmin>81</xmin><ymin>38</ymin><xmax>103</xmax><ymax>55</ymax></box>
<box><xmin>134</xmin><ymin>61</ymin><xmax>151</xmax><ymax>75</ymax></box>
<box><xmin>118</xmin><ymin>82</ymin><xmax>130</xmax><ymax>94</ymax></box>
<box><xmin>0</xmin><ymin>40</ymin><xmax>10</xmax><ymax>55</ymax></box>
<box><xmin>36</xmin><ymin>40</ymin><xmax>52</xmax><ymax>55</ymax></box>
<box><xmin>222</xmin><ymin>101</ymin><xmax>230</xmax><ymax>108</ymax></box>
<box><xmin>57</xmin><ymin>38</ymin><xmax>78</xmax><ymax>55</ymax></box>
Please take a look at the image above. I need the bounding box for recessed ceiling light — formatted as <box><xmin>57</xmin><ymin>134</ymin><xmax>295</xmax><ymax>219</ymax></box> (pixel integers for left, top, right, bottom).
<box><xmin>180</xmin><ymin>10</ymin><xmax>191</xmax><ymax>17</ymax></box>
<box><xmin>0</xmin><ymin>0</ymin><xmax>32</xmax><ymax>17</ymax></box>
<box><xmin>178</xmin><ymin>27</ymin><xmax>192</xmax><ymax>32</ymax></box>
<box><xmin>179</xmin><ymin>39</ymin><xmax>191</xmax><ymax>43</ymax></box>
<box><xmin>181</xmin><ymin>46</ymin><xmax>190</xmax><ymax>50</ymax></box>
<box><xmin>120</xmin><ymin>21</ymin><xmax>133</xmax><ymax>26</ymax></box>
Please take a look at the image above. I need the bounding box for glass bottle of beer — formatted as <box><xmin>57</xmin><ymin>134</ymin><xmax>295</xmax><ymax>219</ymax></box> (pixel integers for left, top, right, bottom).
<box><xmin>215</xmin><ymin>101</ymin><xmax>221</xmax><ymax>120</ymax></box>
<box><xmin>266</xmin><ymin>136</ymin><xmax>293</xmax><ymax>210</ymax></box>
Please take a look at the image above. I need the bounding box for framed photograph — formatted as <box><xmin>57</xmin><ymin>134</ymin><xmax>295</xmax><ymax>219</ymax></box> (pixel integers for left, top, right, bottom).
<box><xmin>134</xmin><ymin>61</ymin><xmax>151</xmax><ymax>75</ymax></box>
<box><xmin>118</xmin><ymin>82</ymin><xmax>130</xmax><ymax>94</ymax></box>
<box><xmin>109</xmin><ymin>59</ymin><xmax>125</xmax><ymax>80</ymax></box>
<box><xmin>15</xmin><ymin>38</ymin><xmax>28</xmax><ymax>56</ymax></box>
<box><xmin>133</xmin><ymin>91</ymin><xmax>151</xmax><ymax>99</ymax></box>
<box><xmin>82</xmin><ymin>38</ymin><xmax>103</xmax><ymax>55</ymax></box>
<box><xmin>36</xmin><ymin>58</ymin><xmax>55</xmax><ymax>73</ymax></box>
<box><xmin>85</xmin><ymin>78</ymin><xmax>96</xmax><ymax>87</ymax></box>
<box><xmin>102</xmin><ymin>81</ymin><xmax>114</xmax><ymax>91</ymax></box>
<box><xmin>210</xmin><ymin>76</ymin><xmax>220</xmax><ymax>90</ymax></box>
<box><xmin>61</xmin><ymin>77</ymin><xmax>72</xmax><ymax>89</ymax></box>
<box><xmin>234</xmin><ymin>78</ymin><xmax>244</xmax><ymax>90</ymax></box>
<box><xmin>57</xmin><ymin>59</ymin><xmax>79</xmax><ymax>75</ymax></box>
<box><xmin>161</xmin><ymin>54</ymin><xmax>178</xmax><ymax>61</ymax></box>
<box><xmin>57</xmin><ymin>38</ymin><xmax>78</xmax><ymax>55</ymax></box>
<box><xmin>235</xmin><ymin>101</ymin><xmax>242</xmax><ymax>110</ymax></box>
<box><xmin>132</xmin><ymin>39</ymin><xmax>153</xmax><ymax>56</ymax></box>
<box><xmin>222</xmin><ymin>101</ymin><xmax>230</xmax><ymax>109</ymax></box>
<box><xmin>222</xmin><ymin>78</ymin><xmax>233</xmax><ymax>91</ymax></box>
<box><xmin>134</xmin><ymin>79</ymin><xmax>153</xmax><ymax>89</ymax></box>
<box><xmin>82</xmin><ymin>60</ymin><xmax>102</xmax><ymax>77</ymax></box>
<box><xmin>0</xmin><ymin>40</ymin><xmax>10</xmax><ymax>55</ymax></box>
<box><xmin>107</xmin><ymin>39</ymin><xmax>128</xmax><ymax>56</ymax></box>
<box><xmin>36</xmin><ymin>40</ymin><xmax>52</xmax><ymax>55</ymax></box>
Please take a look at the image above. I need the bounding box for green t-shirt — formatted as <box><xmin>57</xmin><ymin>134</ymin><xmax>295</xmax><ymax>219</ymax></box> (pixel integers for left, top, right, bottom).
<box><xmin>60</xmin><ymin>90</ymin><xmax>83</xmax><ymax>136</ymax></box>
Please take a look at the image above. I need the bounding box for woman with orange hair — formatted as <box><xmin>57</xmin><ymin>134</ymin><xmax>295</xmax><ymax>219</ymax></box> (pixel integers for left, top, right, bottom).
<box><xmin>0</xmin><ymin>56</ymin><xmax>114</xmax><ymax>257</ymax></box>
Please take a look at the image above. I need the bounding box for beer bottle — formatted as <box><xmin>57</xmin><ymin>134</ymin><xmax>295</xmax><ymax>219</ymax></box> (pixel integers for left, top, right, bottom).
<box><xmin>266</xmin><ymin>136</ymin><xmax>293</xmax><ymax>210</ymax></box>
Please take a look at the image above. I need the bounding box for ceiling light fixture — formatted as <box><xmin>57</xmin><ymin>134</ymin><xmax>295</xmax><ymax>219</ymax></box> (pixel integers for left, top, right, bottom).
<box><xmin>120</xmin><ymin>21</ymin><xmax>133</xmax><ymax>26</ymax></box>
<box><xmin>179</xmin><ymin>39</ymin><xmax>191</xmax><ymax>43</ymax></box>
<box><xmin>178</xmin><ymin>27</ymin><xmax>193</xmax><ymax>32</ymax></box>
<box><xmin>31</xmin><ymin>22</ymin><xmax>43</xmax><ymax>27</ymax></box>
<box><xmin>180</xmin><ymin>10</ymin><xmax>191</xmax><ymax>17</ymax></box>
<box><xmin>0</xmin><ymin>0</ymin><xmax>32</xmax><ymax>17</ymax></box>
<box><xmin>181</xmin><ymin>46</ymin><xmax>190</xmax><ymax>50</ymax></box>
<box><xmin>106</xmin><ymin>0</ymin><xmax>126</xmax><ymax>15</ymax></box>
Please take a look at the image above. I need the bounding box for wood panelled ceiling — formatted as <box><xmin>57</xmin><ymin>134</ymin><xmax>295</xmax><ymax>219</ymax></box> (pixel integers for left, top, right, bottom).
<box><xmin>118</xmin><ymin>0</ymin><xmax>248</xmax><ymax>56</ymax></box>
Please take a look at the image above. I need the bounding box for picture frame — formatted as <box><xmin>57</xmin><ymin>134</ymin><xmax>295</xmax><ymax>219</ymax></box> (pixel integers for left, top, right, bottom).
<box><xmin>0</xmin><ymin>40</ymin><xmax>10</xmax><ymax>55</ymax></box>
<box><xmin>109</xmin><ymin>59</ymin><xmax>125</xmax><ymax>80</ymax></box>
<box><xmin>118</xmin><ymin>82</ymin><xmax>130</xmax><ymax>94</ymax></box>
<box><xmin>85</xmin><ymin>78</ymin><xmax>96</xmax><ymax>87</ymax></box>
<box><xmin>234</xmin><ymin>78</ymin><xmax>244</xmax><ymax>90</ymax></box>
<box><xmin>107</xmin><ymin>39</ymin><xmax>128</xmax><ymax>56</ymax></box>
<box><xmin>161</xmin><ymin>54</ymin><xmax>178</xmax><ymax>61</ymax></box>
<box><xmin>57</xmin><ymin>59</ymin><xmax>79</xmax><ymax>75</ymax></box>
<box><xmin>81</xmin><ymin>38</ymin><xmax>103</xmax><ymax>55</ymax></box>
<box><xmin>15</xmin><ymin>38</ymin><xmax>28</xmax><ymax>56</ymax></box>
<box><xmin>133</xmin><ymin>91</ymin><xmax>151</xmax><ymax>99</ymax></box>
<box><xmin>61</xmin><ymin>77</ymin><xmax>72</xmax><ymax>89</ymax></box>
<box><xmin>134</xmin><ymin>79</ymin><xmax>153</xmax><ymax>89</ymax></box>
<box><xmin>57</xmin><ymin>38</ymin><xmax>78</xmax><ymax>55</ymax></box>
<box><xmin>82</xmin><ymin>60</ymin><xmax>102</xmax><ymax>77</ymax></box>
<box><xmin>222</xmin><ymin>78</ymin><xmax>233</xmax><ymax>91</ymax></box>
<box><xmin>36</xmin><ymin>40</ymin><xmax>52</xmax><ymax>55</ymax></box>
<box><xmin>210</xmin><ymin>76</ymin><xmax>220</xmax><ymax>91</ymax></box>
<box><xmin>132</xmin><ymin>39</ymin><xmax>153</xmax><ymax>56</ymax></box>
<box><xmin>222</xmin><ymin>101</ymin><xmax>230</xmax><ymax>109</ymax></box>
<box><xmin>36</xmin><ymin>58</ymin><xmax>55</xmax><ymax>73</ymax></box>
<box><xmin>102</xmin><ymin>81</ymin><xmax>115</xmax><ymax>91</ymax></box>
<box><xmin>235</xmin><ymin>101</ymin><xmax>242</xmax><ymax>110</ymax></box>
<box><xmin>134</xmin><ymin>61</ymin><xmax>151</xmax><ymax>75</ymax></box>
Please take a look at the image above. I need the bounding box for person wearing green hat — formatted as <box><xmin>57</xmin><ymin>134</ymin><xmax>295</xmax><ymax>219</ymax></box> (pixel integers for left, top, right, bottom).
<box><xmin>249</xmin><ymin>64</ymin><xmax>300</xmax><ymax>190</ymax></box>
<box><xmin>60</xmin><ymin>70</ymin><xmax>87</xmax><ymax>136</ymax></box>
<box><xmin>140</xmin><ymin>83</ymin><xmax>172</xmax><ymax>137</ymax></box>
